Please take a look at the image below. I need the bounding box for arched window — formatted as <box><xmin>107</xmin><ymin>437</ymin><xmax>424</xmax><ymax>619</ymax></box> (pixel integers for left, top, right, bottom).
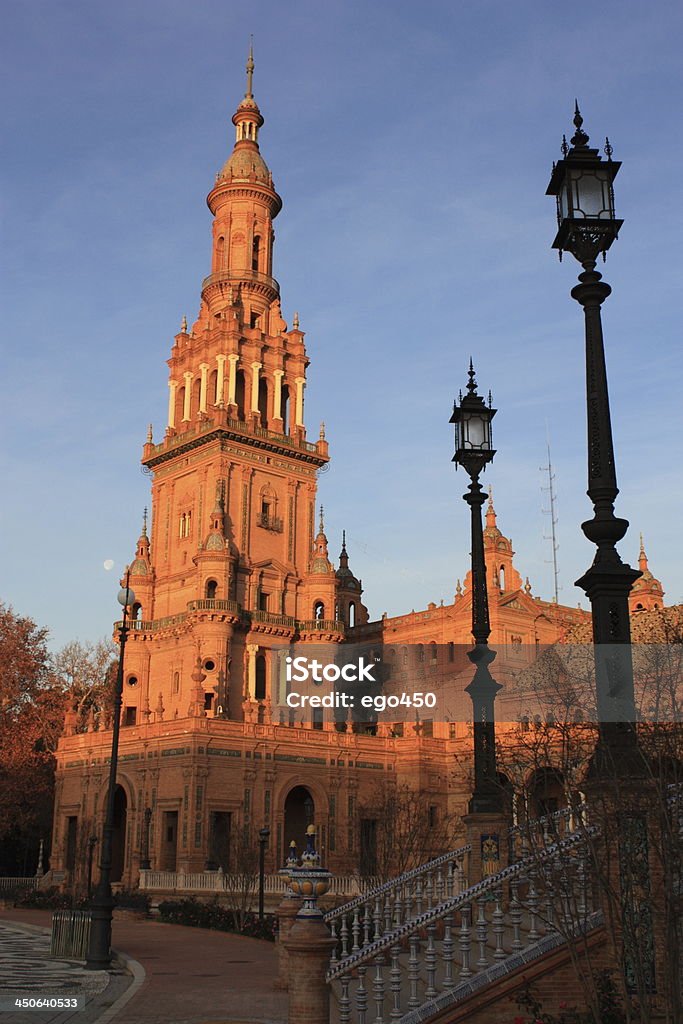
<box><xmin>313</xmin><ymin>601</ymin><xmax>325</xmax><ymax>621</ymax></box>
<box><xmin>417</xmin><ymin>644</ymin><xmax>425</xmax><ymax>663</ymax></box>
<box><xmin>216</xmin><ymin>235</ymin><xmax>225</xmax><ymax>270</ymax></box>
<box><xmin>173</xmin><ymin>672</ymin><xmax>180</xmax><ymax>694</ymax></box>
<box><xmin>255</xmin><ymin>655</ymin><xmax>266</xmax><ymax>701</ymax></box>
<box><xmin>132</xmin><ymin>603</ymin><xmax>142</xmax><ymax>621</ymax></box>
<box><xmin>176</xmin><ymin>386</ymin><xmax>185</xmax><ymax>426</ymax></box>
<box><xmin>205</xmin><ymin>579</ymin><xmax>218</xmax><ymax>600</ymax></box>
<box><xmin>209</xmin><ymin>369</ymin><xmax>218</xmax><ymax>406</ymax></box>
<box><xmin>258</xmin><ymin>377</ymin><xmax>268</xmax><ymax>424</ymax></box>
<box><xmin>429</xmin><ymin>641</ymin><xmax>437</xmax><ymax>663</ymax></box>
<box><xmin>348</xmin><ymin>601</ymin><xmax>356</xmax><ymax>627</ymax></box>
<box><xmin>192</xmin><ymin>377</ymin><xmax>201</xmax><ymax>416</ymax></box>
<box><xmin>499</xmin><ymin>565</ymin><xmax>506</xmax><ymax>590</ymax></box>
<box><xmin>235</xmin><ymin>370</ymin><xmax>246</xmax><ymax>421</ymax></box>
<box><xmin>252</xmin><ymin>235</ymin><xmax>261</xmax><ymax>271</ymax></box>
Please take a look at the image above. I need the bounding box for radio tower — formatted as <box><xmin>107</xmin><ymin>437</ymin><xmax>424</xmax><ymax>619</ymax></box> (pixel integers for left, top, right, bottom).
<box><xmin>541</xmin><ymin>439</ymin><xmax>560</xmax><ymax>604</ymax></box>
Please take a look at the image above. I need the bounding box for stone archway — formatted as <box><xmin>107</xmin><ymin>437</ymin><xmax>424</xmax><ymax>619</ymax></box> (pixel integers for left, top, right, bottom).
<box><xmin>283</xmin><ymin>785</ymin><xmax>315</xmax><ymax>863</ymax></box>
<box><xmin>111</xmin><ymin>785</ymin><xmax>127</xmax><ymax>883</ymax></box>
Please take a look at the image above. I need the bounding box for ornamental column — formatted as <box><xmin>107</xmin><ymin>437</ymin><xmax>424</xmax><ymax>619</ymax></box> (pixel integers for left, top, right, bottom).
<box><xmin>182</xmin><ymin>372</ymin><xmax>193</xmax><ymax>421</ymax></box>
<box><xmin>251</xmin><ymin>362</ymin><xmax>262</xmax><ymax>416</ymax></box>
<box><xmin>294</xmin><ymin>376</ymin><xmax>305</xmax><ymax>428</ymax></box>
<box><xmin>216</xmin><ymin>355</ymin><xmax>227</xmax><ymax>406</ymax></box>
<box><xmin>227</xmin><ymin>354</ymin><xmax>239</xmax><ymax>411</ymax></box>
<box><xmin>167</xmin><ymin>381</ymin><xmax>178</xmax><ymax>429</ymax></box>
<box><xmin>199</xmin><ymin>363</ymin><xmax>209</xmax><ymax>413</ymax></box>
<box><xmin>272</xmin><ymin>369</ymin><xmax>284</xmax><ymax>428</ymax></box>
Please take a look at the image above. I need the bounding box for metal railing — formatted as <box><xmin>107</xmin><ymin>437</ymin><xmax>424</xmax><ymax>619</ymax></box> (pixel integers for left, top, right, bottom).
<box><xmin>0</xmin><ymin>877</ymin><xmax>38</xmax><ymax>892</ymax></box>
<box><xmin>51</xmin><ymin>910</ymin><xmax>92</xmax><ymax>960</ymax></box>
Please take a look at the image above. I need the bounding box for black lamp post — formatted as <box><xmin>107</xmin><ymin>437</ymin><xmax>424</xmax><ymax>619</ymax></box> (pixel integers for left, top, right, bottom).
<box><xmin>450</xmin><ymin>362</ymin><xmax>503</xmax><ymax>814</ymax></box>
<box><xmin>258</xmin><ymin>827</ymin><xmax>270</xmax><ymax>921</ymax></box>
<box><xmin>86</xmin><ymin>836</ymin><xmax>98</xmax><ymax>898</ymax></box>
<box><xmin>546</xmin><ymin>105</ymin><xmax>640</xmax><ymax>760</ymax></box>
<box><xmin>140</xmin><ymin>807</ymin><xmax>152</xmax><ymax>871</ymax></box>
<box><xmin>86</xmin><ymin>571</ymin><xmax>136</xmax><ymax>970</ymax></box>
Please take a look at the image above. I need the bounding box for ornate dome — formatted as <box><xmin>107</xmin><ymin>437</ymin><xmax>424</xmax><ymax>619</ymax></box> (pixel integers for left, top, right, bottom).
<box><xmin>219</xmin><ymin>141</ymin><xmax>271</xmax><ymax>184</ymax></box>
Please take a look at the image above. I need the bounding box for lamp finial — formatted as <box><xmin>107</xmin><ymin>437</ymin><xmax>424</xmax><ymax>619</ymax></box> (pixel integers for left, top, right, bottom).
<box><xmin>570</xmin><ymin>100</ymin><xmax>589</xmax><ymax>148</ymax></box>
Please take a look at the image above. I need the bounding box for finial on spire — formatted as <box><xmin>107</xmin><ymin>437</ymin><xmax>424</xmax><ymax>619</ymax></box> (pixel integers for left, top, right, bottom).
<box><xmin>142</xmin><ymin>507</ymin><xmax>148</xmax><ymax>537</ymax></box>
<box><xmin>342</xmin><ymin>529</ymin><xmax>347</xmax><ymax>551</ymax></box>
<box><xmin>639</xmin><ymin>531</ymin><xmax>645</xmax><ymax>555</ymax></box>
<box><xmin>466</xmin><ymin>358</ymin><xmax>477</xmax><ymax>394</ymax></box>
<box><xmin>319</xmin><ymin>421</ymin><xmax>326</xmax><ymax>441</ymax></box>
<box><xmin>245</xmin><ymin>37</ymin><xmax>254</xmax><ymax>98</ymax></box>
<box><xmin>147</xmin><ymin>423</ymin><xmax>153</xmax><ymax>443</ymax></box>
<box><xmin>570</xmin><ymin>100</ymin><xmax>589</xmax><ymax>148</ymax></box>
<box><xmin>181</xmin><ymin>314</ymin><xmax>188</xmax><ymax>333</ymax></box>
<box><xmin>319</xmin><ymin>505</ymin><xmax>325</xmax><ymax>533</ymax></box>
<box><xmin>487</xmin><ymin>485</ymin><xmax>494</xmax><ymax>509</ymax></box>
<box><xmin>293</xmin><ymin>311</ymin><xmax>300</xmax><ymax>330</ymax></box>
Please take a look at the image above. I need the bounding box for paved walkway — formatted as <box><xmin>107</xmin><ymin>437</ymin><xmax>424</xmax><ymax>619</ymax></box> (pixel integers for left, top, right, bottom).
<box><xmin>0</xmin><ymin>910</ymin><xmax>288</xmax><ymax>1024</ymax></box>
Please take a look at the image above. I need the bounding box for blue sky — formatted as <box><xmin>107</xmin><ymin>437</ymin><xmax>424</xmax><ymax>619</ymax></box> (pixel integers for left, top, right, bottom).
<box><xmin>2</xmin><ymin>0</ymin><xmax>682</xmax><ymax>649</ymax></box>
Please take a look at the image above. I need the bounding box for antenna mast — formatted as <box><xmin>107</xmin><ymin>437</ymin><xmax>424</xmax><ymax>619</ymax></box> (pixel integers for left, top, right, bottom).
<box><xmin>541</xmin><ymin>440</ymin><xmax>560</xmax><ymax>603</ymax></box>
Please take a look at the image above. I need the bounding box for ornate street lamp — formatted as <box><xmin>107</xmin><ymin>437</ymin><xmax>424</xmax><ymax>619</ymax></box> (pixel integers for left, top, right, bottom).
<box><xmin>450</xmin><ymin>362</ymin><xmax>503</xmax><ymax>814</ymax></box>
<box><xmin>546</xmin><ymin>105</ymin><xmax>640</xmax><ymax>758</ymax></box>
<box><xmin>140</xmin><ymin>808</ymin><xmax>152</xmax><ymax>871</ymax></box>
<box><xmin>86</xmin><ymin>836</ymin><xmax>97</xmax><ymax>898</ymax></box>
<box><xmin>258</xmin><ymin>826</ymin><xmax>270</xmax><ymax>922</ymax></box>
<box><xmin>86</xmin><ymin>571</ymin><xmax>136</xmax><ymax>970</ymax></box>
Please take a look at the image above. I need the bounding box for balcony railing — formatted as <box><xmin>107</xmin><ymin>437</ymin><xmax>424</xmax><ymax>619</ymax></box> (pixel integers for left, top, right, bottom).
<box><xmin>145</xmin><ymin>417</ymin><xmax>321</xmax><ymax>459</ymax></box>
<box><xmin>256</xmin><ymin>512</ymin><xmax>284</xmax><ymax>532</ymax></box>
<box><xmin>200</xmin><ymin>268</ymin><xmax>280</xmax><ymax>295</ymax></box>
<box><xmin>247</xmin><ymin>609</ymin><xmax>297</xmax><ymax>629</ymax></box>
<box><xmin>297</xmin><ymin>619</ymin><xmax>345</xmax><ymax>633</ymax></box>
<box><xmin>187</xmin><ymin>599</ymin><xmax>241</xmax><ymax>614</ymax></box>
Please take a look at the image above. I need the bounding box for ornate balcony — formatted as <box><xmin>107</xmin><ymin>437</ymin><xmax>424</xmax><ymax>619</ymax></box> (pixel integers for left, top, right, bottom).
<box><xmin>256</xmin><ymin>511</ymin><xmax>283</xmax><ymax>532</ymax></box>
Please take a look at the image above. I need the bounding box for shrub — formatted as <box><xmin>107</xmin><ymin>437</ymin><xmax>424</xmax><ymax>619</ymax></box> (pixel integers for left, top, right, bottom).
<box><xmin>157</xmin><ymin>897</ymin><xmax>276</xmax><ymax>940</ymax></box>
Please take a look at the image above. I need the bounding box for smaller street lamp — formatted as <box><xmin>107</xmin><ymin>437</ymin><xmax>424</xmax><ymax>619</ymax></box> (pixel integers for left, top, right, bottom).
<box><xmin>140</xmin><ymin>808</ymin><xmax>152</xmax><ymax>871</ymax></box>
<box><xmin>86</xmin><ymin>572</ymin><xmax>136</xmax><ymax>970</ymax></box>
<box><xmin>450</xmin><ymin>362</ymin><xmax>502</xmax><ymax>814</ymax></box>
<box><xmin>258</xmin><ymin>827</ymin><xmax>270</xmax><ymax>921</ymax></box>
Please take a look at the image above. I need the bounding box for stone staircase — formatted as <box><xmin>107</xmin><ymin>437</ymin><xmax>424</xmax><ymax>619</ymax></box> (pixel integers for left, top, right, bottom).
<box><xmin>323</xmin><ymin>810</ymin><xmax>599</xmax><ymax>1023</ymax></box>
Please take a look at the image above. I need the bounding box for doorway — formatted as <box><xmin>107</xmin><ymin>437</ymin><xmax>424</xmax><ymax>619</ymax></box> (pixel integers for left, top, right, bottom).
<box><xmin>283</xmin><ymin>786</ymin><xmax>314</xmax><ymax>862</ymax></box>
<box><xmin>160</xmin><ymin>810</ymin><xmax>179</xmax><ymax>872</ymax></box>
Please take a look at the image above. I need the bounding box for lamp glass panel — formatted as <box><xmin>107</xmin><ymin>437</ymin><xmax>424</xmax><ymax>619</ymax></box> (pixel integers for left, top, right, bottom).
<box><xmin>463</xmin><ymin>412</ymin><xmax>488</xmax><ymax>449</ymax></box>
<box><xmin>571</xmin><ymin>170</ymin><xmax>610</xmax><ymax>219</ymax></box>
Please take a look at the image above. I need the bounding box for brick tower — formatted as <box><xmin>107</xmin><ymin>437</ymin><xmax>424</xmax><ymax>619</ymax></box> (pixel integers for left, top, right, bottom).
<box><xmin>124</xmin><ymin>48</ymin><xmax>369</xmax><ymax>731</ymax></box>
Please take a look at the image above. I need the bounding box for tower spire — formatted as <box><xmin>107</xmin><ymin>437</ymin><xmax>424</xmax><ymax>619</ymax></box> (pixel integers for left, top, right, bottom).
<box><xmin>245</xmin><ymin>38</ymin><xmax>254</xmax><ymax>98</ymax></box>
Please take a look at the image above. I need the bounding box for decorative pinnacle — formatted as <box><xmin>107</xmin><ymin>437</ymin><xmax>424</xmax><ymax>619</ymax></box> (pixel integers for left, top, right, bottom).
<box><xmin>245</xmin><ymin>38</ymin><xmax>254</xmax><ymax>98</ymax></box>
<box><xmin>146</xmin><ymin>423</ymin><xmax>153</xmax><ymax>443</ymax></box>
<box><xmin>570</xmin><ymin>100</ymin><xmax>589</xmax><ymax>148</ymax></box>
<box><xmin>639</xmin><ymin>532</ymin><xmax>645</xmax><ymax>556</ymax></box>
<box><xmin>604</xmin><ymin>136</ymin><xmax>613</xmax><ymax>160</ymax></box>
<box><xmin>293</xmin><ymin>311</ymin><xmax>300</xmax><ymax>329</ymax></box>
<box><xmin>319</xmin><ymin>505</ymin><xmax>325</xmax><ymax>533</ymax></box>
<box><xmin>342</xmin><ymin>529</ymin><xmax>347</xmax><ymax>551</ymax></box>
<box><xmin>142</xmin><ymin>507</ymin><xmax>148</xmax><ymax>536</ymax></box>
<box><xmin>466</xmin><ymin>358</ymin><xmax>478</xmax><ymax>394</ymax></box>
<box><xmin>319</xmin><ymin>421</ymin><xmax>326</xmax><ymax>440</ymax></box>
<box><xmin>181</xmin><ymin>314</ymin><xmax>188</xmax><ymax>333</ymax></box>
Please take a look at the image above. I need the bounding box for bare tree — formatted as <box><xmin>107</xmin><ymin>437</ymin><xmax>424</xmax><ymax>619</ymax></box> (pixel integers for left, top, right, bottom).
<box><xmin>356</xmin><ymin>780</ymin><xmax>460</xmax><ymax>882</ymax></box>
